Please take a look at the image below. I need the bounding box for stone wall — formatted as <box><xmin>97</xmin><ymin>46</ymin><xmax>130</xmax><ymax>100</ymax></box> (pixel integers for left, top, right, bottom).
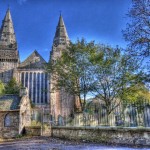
<box><xmin>19</xmin><ymin>94</ymin><xmax>31</xmax><ymax>134</ymax></box>
<box><xmin>0</xmin><ymin>61</ymin><xmax>18</xmax><ymax>84</ymax></box>
<box><xmin>0</xmin><ymin>111</ymin><xmax>19</xmax><ymax>138</ymax></box>
<box><xmin>25</xmin><ymin>126</ymin><xmax>41</xmax><ymax>136</ymax></box>
<box><xmin>52</xmin><ymin>126</ymin><xmax>150</xmax><ymax>146</ymax></box>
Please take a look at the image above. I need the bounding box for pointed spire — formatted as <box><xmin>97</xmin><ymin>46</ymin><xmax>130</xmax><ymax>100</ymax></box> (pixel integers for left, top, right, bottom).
<box><xmin>53</xmin><ymin>14</ymin><xmax>70</xmax><ymax>46</ymax></box>
<box><xmin>0</xmin><ymin>8</ymin><xmax>17</xmax><ymax>48</ymax></box>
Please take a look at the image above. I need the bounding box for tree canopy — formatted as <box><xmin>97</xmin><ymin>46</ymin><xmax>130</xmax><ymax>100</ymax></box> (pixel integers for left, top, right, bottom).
<box><xmin>123</xmin><ymin>0</ymin><xmax>150</xmax><ymax>58</ymax></box>
<box><xmin>5</xmin><ymin>78</ymin><xmax>20</xmax><ymax>94</ymax></box>
<box><xmin>48</xmin><ymin>39</ymin><xmax>146</xmax><ymax>112</ymax></box>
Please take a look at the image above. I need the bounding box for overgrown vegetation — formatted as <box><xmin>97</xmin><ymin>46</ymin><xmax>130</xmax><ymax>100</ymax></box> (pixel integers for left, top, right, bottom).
<box><xmin>0</xmin><ymin>78</ymin><xmax>21</xmax><ymax>95</ymax></box>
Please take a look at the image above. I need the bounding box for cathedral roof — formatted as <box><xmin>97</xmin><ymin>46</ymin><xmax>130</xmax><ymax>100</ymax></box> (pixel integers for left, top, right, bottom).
<box><xmin>0</xmin><ymin>95</ymin><xmax>20</xmax><ymax>111</ymax></box>
<box><xmin>53</xmin><ymin>14</ymin><xmax>70</xmax><ymax>46</ymax></box>
<box><xmin>18</xmin><ymin>50</ymin><xmax>47</xmax><ymax>69</ymax></box>
<box><xmin>0</xmin><ymin>8</ymin><xmax>17</xmax><ymax>48</ymax></box>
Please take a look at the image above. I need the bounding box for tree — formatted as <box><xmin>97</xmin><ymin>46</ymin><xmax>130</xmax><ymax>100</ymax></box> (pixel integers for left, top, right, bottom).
<box><xmin>48</xmin><ymin>39</ymin><xmax>145</xmax><ymax>115</ymax></box>
<box><xmin>0</xmin><ymin>80</ymin><xmax>5</xmax><ymax>96</ymax></box>
<box><xmin>48</xmin><ymin>39</ymin><xmax>96</xmax><ymax>111</ymax></box>
<box><xmin>90</xmin><ymin>45</ymin><xmax>143</xmax><ymax>121</ymax></box>
<box><xmin>123</xmin><ymin>0</ymin><xmax>150</xmax><ymax>58</ymax></box>
<box><xmin>121</xmin><ymin>83</ymin><xmax>150</xmax><ymax>104</ymax></box>
<box><xmin>5</xmin><ymin>78</ymin><xmax>20</xmax><ymax>94</ymax></box>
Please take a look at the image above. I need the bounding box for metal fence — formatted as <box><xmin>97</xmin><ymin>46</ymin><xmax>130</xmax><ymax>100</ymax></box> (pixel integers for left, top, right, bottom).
<box><xmin>29</xmin><ymin>101</ymin><xmax>150</xmax><ymax>128</ymax></box>
<box><xmin>51</xmin><ymin>101</ymin><xmax>150</xmax><ymax>127</ymax></box>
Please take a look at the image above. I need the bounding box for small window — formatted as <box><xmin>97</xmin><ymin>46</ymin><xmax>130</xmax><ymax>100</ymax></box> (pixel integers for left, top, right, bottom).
<box><xmin>4</xmin><ymin>114</ymin><xmax>12</xmax><ymax>127</ymax></box>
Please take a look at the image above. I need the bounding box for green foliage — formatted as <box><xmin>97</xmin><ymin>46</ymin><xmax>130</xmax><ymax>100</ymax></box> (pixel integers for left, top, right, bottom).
<box><xmin>121</xmin><ymin>83</ymin><xmax>150</xmax><ymax>104</ymax></box>
<box><xmin>15</xmin><ymin>134</ymin><xmax>23</xmax><ymax>139</ymax></box>
<box><xmin>48</xmin><ymin>38</ymin><xmax>146</xmax><ymax>114</ymax></box>
<box><xmin>48</xmin><ymin>39</ymin><xmax>96</xmax><ymax>111</ymax></box>
<box><xmin>89</xmin><ymin>44</ymin><xmax>144</xmax><ymax>115</ymax></box>
<box><xmin>0</xmin><ymin>80</ymin><xmax>5</xmax><ymax>96</ymax></box>
<box><xmin>5</xmin><ymin>78</ymin><xmax>20</xmax><ymax>94</ymax></box>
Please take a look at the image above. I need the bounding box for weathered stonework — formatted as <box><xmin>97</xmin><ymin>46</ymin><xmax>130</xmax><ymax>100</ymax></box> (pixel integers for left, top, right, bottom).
<box><xmin>0</xmin><ymin>111</ymin><xmax>19</xmax><ymax>138</ymax></box>
<box><xmin>0</xmin><ymin>8</ymin><xmax>77</xmax><ymax>128</ymax></box>
<box><xmin>50</xmin><ymin>15</ymin><xmax>76</xmax><ymax>123</ymax></box>
<box><xmin>25</xmin><ymin>126</ymin><xmax>41</xmax><ymax>136</ymax></box>
<box><xmin>0</xmin><ymin>8</ymin><xmax>19</xmax><ymax>84</ymax></box>
<box><xmin>0</xmin><ymin>9</ymin><xmax>50</xmax><ymax>109</ymax></box>
<box><xmin>0</xmin><ymin>88</ymin><xmax>31</xmax><ymax>138</ymax></box>
<box><xmin>52</xmin><ymin>126</ymin><xmax>150</xmax><ymax>146</ymax></box>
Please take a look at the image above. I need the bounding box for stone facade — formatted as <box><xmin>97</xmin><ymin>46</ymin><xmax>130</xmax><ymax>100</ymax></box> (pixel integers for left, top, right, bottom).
<box><xmin>19</xmin><ymin>88</ymin><xmax>31</xmax><ymax>134</ymax></box>
<box><xmin>50</xmin><ymin>15</ymin><xmax>76</xmax><ymax>123</ymax></box>
<box><xmin>0</xmin><ymin>88</ymin><xmax>31</xmax><ymax>138</ymax></box>
<box><xmin>17</xmin><ymin>50</ymin><xmax>50</xmax><ymax>107</ymax></box>
<box><xmin>0</xmin><ymin>8</ymin><xmax>19</xmax><ymax>84</ymax></box>
<box><xmin>0</xmin><ymin>9</ymin><xmax>77</xmax><ymax>126</ymax></box>
<box><xmin>0</xmin><ymin>9</ymin><xmax>50</xmax><ymax>109</ymax></box>
<box><xmin>0</xmin><ymin>111</ymin><xmax>19</xmax><ymax>138</ymax></box>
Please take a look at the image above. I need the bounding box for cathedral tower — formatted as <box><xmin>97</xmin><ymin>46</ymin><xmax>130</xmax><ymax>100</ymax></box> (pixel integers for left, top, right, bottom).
<box><xmin>0</xmin><ymin>8</ymin><xmax>19</xmax><ymax>83</ymax></box>
<box><xmin>50</xmin><ymin>14</ymin><xmax>75</xmax><ymax>124</ymax></box>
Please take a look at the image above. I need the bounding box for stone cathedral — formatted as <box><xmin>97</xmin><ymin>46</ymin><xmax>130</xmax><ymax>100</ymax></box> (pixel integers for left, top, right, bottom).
<box><xmin>0</xmin><ymin>8</ymin><xmax>76</xmax><ymax>122</ymax></box>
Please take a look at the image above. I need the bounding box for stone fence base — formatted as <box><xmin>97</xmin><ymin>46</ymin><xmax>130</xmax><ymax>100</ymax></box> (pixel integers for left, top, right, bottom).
<box><xmin>25</xmin><ymin>126</ymin><xmax>41</xmax><ymax>136</ymax></box>
<box><xmin>52</xmin><ymin>126</ymin><xmax>150</xmax><ymax>146</ymax></box>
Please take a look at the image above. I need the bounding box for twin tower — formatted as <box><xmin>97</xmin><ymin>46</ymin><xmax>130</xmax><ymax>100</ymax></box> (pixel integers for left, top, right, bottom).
<box><xmin>0</xmin><ymin>8</ymin><xmax>76</xmax><ymax>122</ymax></box>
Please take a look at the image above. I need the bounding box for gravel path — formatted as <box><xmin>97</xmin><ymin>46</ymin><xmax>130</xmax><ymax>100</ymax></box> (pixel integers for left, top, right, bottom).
<box><xmin>0</xmin><ymin>137</ymin><xmax>149</xmax><ymax>150</ymax></box>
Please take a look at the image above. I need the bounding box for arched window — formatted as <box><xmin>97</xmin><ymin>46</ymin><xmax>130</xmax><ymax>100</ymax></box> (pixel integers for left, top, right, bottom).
<box><xmin>4</xmin><ymin>114</ymin><xmax>12</xmax><ymax>127</ymax></box>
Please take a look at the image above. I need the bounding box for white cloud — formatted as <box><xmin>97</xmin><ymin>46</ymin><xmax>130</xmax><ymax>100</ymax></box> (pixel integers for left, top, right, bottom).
<box><xmin>18</xmin><ymin>0</ymin><xmax>27</xmax><ymax>5</ymax></box>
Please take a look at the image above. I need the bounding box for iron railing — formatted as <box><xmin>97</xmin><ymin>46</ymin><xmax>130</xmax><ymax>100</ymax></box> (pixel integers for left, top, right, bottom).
<box><xmin>51</xmin><ymin>101</ymin><xmax>150</xmax><ymax>127</ymax></box>
<box><xmin>30</xmin><ymin>101</ymin><xmax>150</xmax><ymax>127</ymax></box>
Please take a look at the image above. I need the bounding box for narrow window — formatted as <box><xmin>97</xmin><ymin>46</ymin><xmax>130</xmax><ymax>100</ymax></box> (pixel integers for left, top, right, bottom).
<box><xmin>4</xmin><ymin>114</ymin><xmax>12</xmax><ymax>127</ymax></box>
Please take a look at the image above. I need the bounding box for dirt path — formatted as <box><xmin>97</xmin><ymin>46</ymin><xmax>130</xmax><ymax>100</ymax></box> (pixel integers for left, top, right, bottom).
<box><xmin>0</xmin><ymin>137</ymin><xmax>149</xmax><ymax>150</ymax></box>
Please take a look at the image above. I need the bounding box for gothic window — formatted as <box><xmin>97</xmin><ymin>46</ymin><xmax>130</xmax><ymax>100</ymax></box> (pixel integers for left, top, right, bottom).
<box><xmin>21</xmin><ymin>72</ymin><xmax>24</xmax><ymax>86</ymax></box>
<box><xmin>25</xmin><ymin>72</ymin><xmax>28</xmax><ymax>87</ymax></box>
<box><xmin>33</xmin><ymin>73</ymin><xmax>36</xmax><ymax>103</ymax></box>
<box><xmin>4</xmin><ymin>114</ymin><xmax>12</xmax><ymax>127</ymax></box>
<box><xmin>29</xmin><ymin>72</ymin><xmax>32</xmax><ymax>99</ymax></box>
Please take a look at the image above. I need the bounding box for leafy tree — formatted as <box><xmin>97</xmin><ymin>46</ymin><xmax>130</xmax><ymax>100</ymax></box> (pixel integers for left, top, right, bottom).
<box><xmin>48</xmin><ymin>39</ymin><xmax>145</xmax><ymax>117</ymax></box>
<box><xmin>121</xmin><ymin>83</ymin><xmax>150</xmax><ymax>104</ymax></box>
<box><xmin>0</xmin><ymin>80</ymin><xmax>5</xmax><ymax>96</ymax></box>
<box><xmin>5</xmin><ymin>78</ymin><xmax>20</xmax><ymax>94</ymax></box>
<box><xmin>48</xmin><ymin>39</ymin><xmax>96</xmax><ymax>111</ymax></box>
<box><xmin>90</xmin><ymin>45</ymin><xmax>144</xmax><ymax>121</ymax></box>
<box><xmin>123</xmin><ymin>0</ymin><xmax>150</xmax><ymax>58</ymax></box>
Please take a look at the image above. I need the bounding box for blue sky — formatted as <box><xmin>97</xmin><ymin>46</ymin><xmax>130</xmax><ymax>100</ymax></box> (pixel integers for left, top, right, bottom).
<box><xmin>0</xmin><ymin>0</ymin><xmax>131</xmax><ymax>62</ymax></box>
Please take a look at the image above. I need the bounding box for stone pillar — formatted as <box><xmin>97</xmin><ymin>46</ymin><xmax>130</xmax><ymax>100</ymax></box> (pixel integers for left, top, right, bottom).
<box><xmin>43</xmin><ymin>73</ymin><xmax>45</xmax><ymax>104</ymax></box>
<box><xmin>35</xmin><ymin>72</ymin><xmax>38</xmax><ymax>104</ymax></box>
<box><xmin>39</xmin><ymin>72</ymin><xmax>42</xmax><ymax>104</ymax></box>
<box><xmin>31</xmin><ymin>72</ymin><xmax>34</xmax><ymax>102</ymax></box>
<box><xmin>47</xmin><ymin>78</ymin><xmax>49</xmax><ymax>104</ymax></box>
<box><xmin>24</xmin><ymin>72</ymin><xmax>26</xmax><ymax>87</ymax></box>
